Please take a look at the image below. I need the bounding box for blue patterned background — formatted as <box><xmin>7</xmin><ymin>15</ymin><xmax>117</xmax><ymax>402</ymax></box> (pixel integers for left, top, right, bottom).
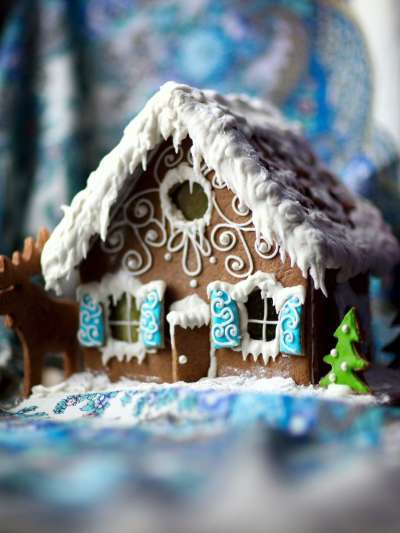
<box><xmin>0</xmin><ymin>0</ymin><xmax>398</xmax><ymax>246</ymax></box>
<box><xmin>0</xmin><ymin>386</ymin><xmax>400</xmax><ymax>530</ymax></box>
<box><xmin>0</xmin><ymin>1</ymin><xmax>400</xmax><ymax>527</ymax></box>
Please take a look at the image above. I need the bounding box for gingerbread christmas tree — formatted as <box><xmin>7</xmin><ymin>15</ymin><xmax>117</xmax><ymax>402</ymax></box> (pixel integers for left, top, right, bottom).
<box><xmin>320</xmin><ymin>307</ymin><xmax>369</xmax><ymax>394</ymax></box>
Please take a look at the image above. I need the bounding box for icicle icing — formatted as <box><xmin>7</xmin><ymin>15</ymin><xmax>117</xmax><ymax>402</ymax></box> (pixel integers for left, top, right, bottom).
<box><xmin>41</xmin><ymin>82</ymin><xmax>400</xmax><ymax>295</ymax></box>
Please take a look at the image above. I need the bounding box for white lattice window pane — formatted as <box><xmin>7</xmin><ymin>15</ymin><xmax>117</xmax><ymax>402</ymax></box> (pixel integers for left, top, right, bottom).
<box><xmin>245</xmin><ymin>290</ymin><xmax>278</xmax><ymax>342</ymax></box>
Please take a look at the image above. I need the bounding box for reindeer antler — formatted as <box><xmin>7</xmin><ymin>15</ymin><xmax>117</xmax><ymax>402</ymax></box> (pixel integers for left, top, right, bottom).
<box><xmin>0</xmin><ymin>228</ymin><xmax>49</xmax><ymax>287</ymax></box>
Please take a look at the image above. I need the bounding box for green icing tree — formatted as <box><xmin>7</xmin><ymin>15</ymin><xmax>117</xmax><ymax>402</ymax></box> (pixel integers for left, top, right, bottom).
<box><xmin>319</xmin><ymin>307</ymin><xmax>369</xmax><ymax>394</ymax></box>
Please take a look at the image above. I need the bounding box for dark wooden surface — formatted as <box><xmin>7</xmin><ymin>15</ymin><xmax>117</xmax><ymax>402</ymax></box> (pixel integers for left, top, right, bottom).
<box><xmin>365</xmin><ymin>365</ymin><xmax>400</xmax><ymax>405</ymax></box>
<box><xmin>0</xmin><ymin>0</ymin><xmax>14</xmax><ymax>31</ymax></box>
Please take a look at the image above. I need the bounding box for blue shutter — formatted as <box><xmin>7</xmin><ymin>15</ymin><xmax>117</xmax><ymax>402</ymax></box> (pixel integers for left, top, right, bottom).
<box><xmin>78</xmin><ymin>294</ymin><xmax>105</xmax><ymax>347</ymax></box>
<box><xmin>279</xmin><ymin>296</ymin><xmax>303</xmax><ymax>355</ymax></box>
<box><xmin>210</xmin><ymin>289</ymin><xmax>241</xmax><ymax>349</ymax></box>
<box><xmin>140</xmin><ymin>289</ymin><xmax>163</xmax><ymax>349</ymax></box>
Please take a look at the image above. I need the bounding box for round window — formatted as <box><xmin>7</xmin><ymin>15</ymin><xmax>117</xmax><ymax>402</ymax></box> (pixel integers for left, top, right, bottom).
<box><xmin>169</xmin><ymin>181</ymin><xmax>208</xmax><ymax>221</ymax></box>
<box><xmin>160</xmin><ymin>163</ymin><xmax>213</xmax><ymax>230</ymax></box>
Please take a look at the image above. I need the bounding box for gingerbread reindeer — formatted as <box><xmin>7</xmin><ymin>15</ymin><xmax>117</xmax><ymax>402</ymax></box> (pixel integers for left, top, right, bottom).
<box><xmin>0</xmin><ymin>228</ymin><xmax>81</xmax><ymax>397</ymax></box>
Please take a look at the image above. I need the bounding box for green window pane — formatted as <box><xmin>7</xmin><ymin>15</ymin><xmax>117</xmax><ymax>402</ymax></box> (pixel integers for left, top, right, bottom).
<box><xmin>169</xmin><ymin>181</ymin><xmax>208</xmax><ymax>221</ymax></box>
<box><xmin>109</xmin><ymin>294</ymin><xmax>140</xmax><ymax>343</ymax></box>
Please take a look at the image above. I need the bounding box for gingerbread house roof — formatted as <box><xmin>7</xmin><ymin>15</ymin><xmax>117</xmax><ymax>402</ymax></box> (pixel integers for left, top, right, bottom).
<box><xmin>41</xmin><ymin>82</ymin><xmax>400</xmax><ymax>295</ymax></box>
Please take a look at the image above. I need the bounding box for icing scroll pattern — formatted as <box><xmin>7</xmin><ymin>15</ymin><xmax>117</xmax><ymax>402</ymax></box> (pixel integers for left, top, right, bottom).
<box><xmin>279</xmin><ymin>296</ymin><xmax>303</xmax><ymax>355</ymax></box>
<box><xmin>210</xmin><ymin>289</ymin><xmax>241</xmax><ymax>349</ymax></box>
<box><xmin>101</xmin><ymin>144</ymin><xmax>278</xmax><ymax>280</ymax></box>
<box><xmin>211</xmin><ymin>175</ymin><xmax>278</xmax><ymax>279</ymax></box>
<box><xmin>139</xmin><ymin>289</ymin><xmax>163</xmax><ymax>349</ymax></box>
<box><xmin>78</xmin><ymin>294</ymin><xmax>105</xmax><ymax>347</ymax></box>
<box><xmin>100</xmin><ymin>144</ymin><xmax>184</xmax><ymax>275</ymax></box>
<box><xmin>161</xmin><ymin>161</ymin><xmax>213</xmax><ymax>277</ymax></box>
<box><xmin>102</xmin><ymin>188</ymin><xmax>168</xmax><ymax>276</ymax></box>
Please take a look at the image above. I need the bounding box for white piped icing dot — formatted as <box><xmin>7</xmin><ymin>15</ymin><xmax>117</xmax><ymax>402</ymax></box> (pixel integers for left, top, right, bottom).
<box><xmin>164</xmin><ymin>253</ymin><xmax>172</xmax><ymax>262</ymax></box>
<box><xmin>178</xmin><ymin>355</ymin><xmax>188</xmax><ymax>365</ymax></box>
<box><xmin>190</xmin><ymin>279</ymin><xmax>198</xmax><ymax>288</ymax></box>
<box><xmin>329</xmin><ymin>372</ymin><xmax>336</xmax><ymax>383</ymax></box>
<box><xmin>109</xmin><ymin>235</ymin><xmax>119</xmax><ymax>246</ymax></box>
<box><xmin>330</xmin><ymin>348</ymin><xmax>337</xmax><ymax>357</ymax></box>
<box><xmin>209</xmin><ymin>256</ymin><xmax>217</xmax><ymax>264</ymax></box>
<box><xmin>342</xmin><ymin>324</ymin><xmax>349</xmax><ymax>333</ymax></box>
<box><xmin>134</xmin><ymin>205</ymin><xmax>147</xmax><ymax>218</ymax></box>
<box><xmin>340</xmin><ymin>362</ymin><xmax>348</xmax><ymax>372</ymax></box>
<box><xmin>258</xmin><ymin>242</ymin><xmax>269</xmax><ymax>253</ymax></box>
<box><xmin>127</xmin><ymin>258</ymin><xmax>138</xmax><ymax>269</ymax></box>
<box><xmin>146</xmin><ymin>229</ymin><xmax>157</xmax><ymax>241</ymax></box>
<box><xmin>220</xmin><ymin>233</ymin><xmax>230</xmax><ymax>245</ymax></box>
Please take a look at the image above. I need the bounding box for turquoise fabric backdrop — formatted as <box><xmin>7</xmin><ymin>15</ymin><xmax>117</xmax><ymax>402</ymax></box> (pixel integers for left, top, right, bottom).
<box><xmin>0</xmin><ymin>2</ymin><xmax>400</xmax><ymax>524</ymax></box>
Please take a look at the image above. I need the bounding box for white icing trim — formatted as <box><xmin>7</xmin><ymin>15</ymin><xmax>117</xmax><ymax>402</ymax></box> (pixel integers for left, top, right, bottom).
<box><xmin>166</xmin><ymin>294</ymin><xmax>210</xmax><ymax>331</ymax></box>
<box><xmin>102</xmin><ymin>142</ymin><xmax>279</xmax><ymax>282</ymax></box>
<box><xmin>77</xmin><ymin>271</ymin><xmax>142</xmax><ymax>306</ymax></box>
<box><xmin>210</xmin><ymin>183</ymin><xmax>279</xmax><ymax>279</ymax></box>
<box><xmin>207</xmin><ymin>271</ymin><xmax>305</xmax><ymax>312</ymax></box>
<box><xmin>100</xmin><ymin>338</ymin><xmax>146</xmax><ymax>366</ymax></box>
<box><xmin>166</xmin><ymin>294</ymin><xmax>210</xmax><ymax>353</ymax></box>
<box><xmin>136</xmin><ymin>280</ymin><xmax>166</xmax><ymax>308</ymax></box>
<box><xmin>78</xmin><ymin>271</ymin><xmax>166</xmax><ymax>365</ymax></box>
<box><xmin>161</xmin><ymin>162</ymin><xmax>214</xmax><ymax>277</ymax></box>
<box><xmin>42</xmin><ymin>82</ymin><xmax>400</xmax><ymax>295</ymax></box>
<box><xmin>160</xmin><ymin>163</ymin><xmax>213</xmax><ymax>233</ymax></box>
<box><xmin>101</xmin><ymin>183</ymin><xmax>168</xmax><ymax>277</ymax></box>
<box><xmin>208</xmin><ymin>272</ymin><xmax>305</xmax><ymax>365</ymax></box>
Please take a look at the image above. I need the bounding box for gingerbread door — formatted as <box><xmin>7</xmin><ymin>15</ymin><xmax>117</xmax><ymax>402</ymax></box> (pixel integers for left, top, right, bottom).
<box><xmin>171</xmin><ymin>325</ymin><xmax>211</xmax><ymax>382</ymax></box>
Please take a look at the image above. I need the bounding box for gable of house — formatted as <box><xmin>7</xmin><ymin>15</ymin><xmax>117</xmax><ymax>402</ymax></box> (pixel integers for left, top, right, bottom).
<box><xmin>39</xmin><ymin>82</ymin><xmax>399</xmax><ymax>383</ymax></box>
<box><xmin>76</xmin><ymin>136</ymin><xmax>308</xmax><ymax>376</ymax></box>
<box><xmin>41</xmin><ymin>82</ymin><xmax>400</xmax><ymax>298</ymax></box>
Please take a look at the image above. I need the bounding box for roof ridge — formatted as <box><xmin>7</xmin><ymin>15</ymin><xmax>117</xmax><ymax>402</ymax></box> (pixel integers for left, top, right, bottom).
<box><xmin>41</xmin><ymin>82</ymin><xmax>400</xmax><ymax>295</ymax></box>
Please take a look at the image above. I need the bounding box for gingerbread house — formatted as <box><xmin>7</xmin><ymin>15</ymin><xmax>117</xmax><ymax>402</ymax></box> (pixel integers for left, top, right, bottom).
<box><xmin>41</xmin><ymin>82</ymin><xmax>400</xmax><ymax>386</ymax></box>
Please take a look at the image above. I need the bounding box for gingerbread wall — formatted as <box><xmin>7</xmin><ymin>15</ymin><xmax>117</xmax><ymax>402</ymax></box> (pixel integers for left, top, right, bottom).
<box><xmin>79</xmin><ymin>137</ymin><xmax>312</xmax><ymax>384</ymax></box>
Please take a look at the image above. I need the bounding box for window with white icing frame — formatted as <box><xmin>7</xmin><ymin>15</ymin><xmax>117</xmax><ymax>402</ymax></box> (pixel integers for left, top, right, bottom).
<box><xmin>108</xmin><ymin>293</ymin><xmax>140</xmax><ymax>344</ymax></box>
<box><xmin>160</xmin><ymin>163</ymin><xmax>213</xmax><ymax>230</ymax></box>
<box><xmin>208</xmin><ymin>272</ymin><xmax>306</xmax><ymax>365</ymax></box>
<box><xmin>245</xmin><ymin>289</ymin><xmax>279</xmax><ymax>343</ymax></box>
<box><xmin>77</xmin><ymin>271</ymin><xmax>166</xmax><ymax>365</ymax></box>
<box><xmin>240</xmin><ymin>278</ymin><xmax>281</xmax><ymax>362</ymax></box>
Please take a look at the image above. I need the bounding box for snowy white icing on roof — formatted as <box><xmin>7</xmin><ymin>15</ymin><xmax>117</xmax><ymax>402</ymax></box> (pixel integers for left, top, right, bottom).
<box><xmin>41</xmin><ymin>81</ymin><xmax>400</xmax><ymax>295</ymax></box>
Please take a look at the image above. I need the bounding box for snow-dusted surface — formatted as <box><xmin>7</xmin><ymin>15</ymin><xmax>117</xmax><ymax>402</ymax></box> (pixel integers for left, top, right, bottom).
<box><xmin>41</xmin><ymin>82</ymin><xmax>400</xmax><ymax>295</ymax></box>
<box><xmin>29</xmin><ymin>371</ymin><xmax>377</xmax><ymax>405</ymax></box>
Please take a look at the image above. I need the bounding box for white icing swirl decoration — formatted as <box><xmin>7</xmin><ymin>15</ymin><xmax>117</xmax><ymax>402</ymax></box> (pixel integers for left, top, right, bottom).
<box><xmin>210</xmin><ymin>289</ymin><xmax>240</xmax><ymax>348</ymax></box>
<box><xmin>101</xmin><ymin>144</ymin><xmax>278</xmax><ymax>280</ymax></box>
